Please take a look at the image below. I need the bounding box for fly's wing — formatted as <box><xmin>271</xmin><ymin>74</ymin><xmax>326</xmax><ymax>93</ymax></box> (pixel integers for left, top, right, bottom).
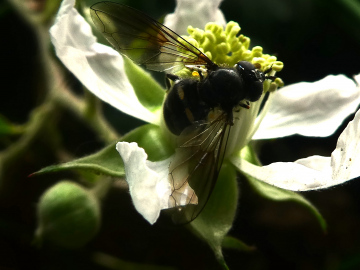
<box><xmin>90</xmin><ymin>2</ymin><xmax>214</xmax><ymax>72</ymax></box>
<box><xmin>165</xmin><ymin>113</ymin><xmax>232</xmax><ymax>224</ymax></box>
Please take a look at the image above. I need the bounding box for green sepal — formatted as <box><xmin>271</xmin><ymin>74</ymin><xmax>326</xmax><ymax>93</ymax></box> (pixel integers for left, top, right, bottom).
<box><xmin>188</xmin><ymin>162</ymin><xmax>238</xmax><ymax>269</ymax></box>
<box><xmin>241</xmin><ymin>145</ymin><xmax>327</xmax><ymax>232</ymax></box>
<box><xmin>222</xmin><ymin>235</ymin><xmax>255</xmax><ymax>252</ymax></box>
<box><xmin>123</xmin><ymin>124</ymin><xmax>173</xmax><ymax>162</ymax></box>
<box><xmin>31</xmin><ymin>142</ymin><xmax>123</xmax><ymax>177</ymax></box>
<box><xmin>32</xmin><ymin>124</ymin><xmax>171</xmax><ymax>177</ymax></box>
<box><xmin>246</xmin><ymin>175</ymin><xmax>327</xmax><ymax>232</ymax></box>
<box><xmin>123</xmin><ymin>57</ymin><xmax>165</xmax><ymax>113</ymax></box>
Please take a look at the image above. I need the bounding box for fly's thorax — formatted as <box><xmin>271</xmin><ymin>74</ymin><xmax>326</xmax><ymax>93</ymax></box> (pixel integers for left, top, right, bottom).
<box><xmin>199</xmin><ymin>68</ymin><xmax>247</xmax><ymax>111</ymax></box>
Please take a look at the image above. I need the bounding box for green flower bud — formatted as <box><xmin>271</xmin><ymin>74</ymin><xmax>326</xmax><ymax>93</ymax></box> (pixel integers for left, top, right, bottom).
<box><xmin>35</xmin><ymin>181</ymin><xmax>101</xmax><ymax>249</ymax></box>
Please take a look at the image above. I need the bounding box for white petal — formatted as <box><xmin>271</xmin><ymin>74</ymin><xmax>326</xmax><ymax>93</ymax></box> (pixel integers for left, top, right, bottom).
<box><xmin>331</xmin><ymin>108</ymin><xmax>360</xmax><ymax>180</ymax></box>
<box><xmin>164</xmin><ymin>0</ymin><xmax>226</xmax><ymax>35</ymax></box>
<box><xmin>232</xmin><ymin>156</ymin><xmax>332</xmax><ymax>191</ymax></box>
<box><xmin>231</xmin><ymin>109</ymin><xmax>360</xmax><ymax>191</ymax></box>
<box><xmin>254</xmin><ymin>74</ymin><xmax>360</xmax><ymax>139</ymax></box>
<box><xmin>50</xmin><ymin>0</ymin><xmax>157</xmax><ymax>124</ymax></box>
<box><xmin>116</xmin><ymin>142</ymin><xmax>171</xmax><ymax>224</ymax></box>
<box><xmin>354</xmin><ymin>73</ymin><xmax>360</xmax><ymax>86</ymax></box>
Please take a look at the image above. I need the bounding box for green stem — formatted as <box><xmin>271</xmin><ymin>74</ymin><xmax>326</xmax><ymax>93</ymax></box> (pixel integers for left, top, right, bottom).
<box><xmin>0</xmin><ymin>10</ymin><xmax>119</xmax><ymax>191</ymax></box>
<box><xmin>90</xmin><ymin>177</ymin><xmax>114</xmax><ymax>200</ymax></box>
<box><xmin>50</xmin><ymin>78</ymin><xmax>119</xmax><ymax>144</ymax></box>
<box><xmin>0</xmin><ymin>102</ymin><xmax>56</xmax><ymax>174</ymax></box>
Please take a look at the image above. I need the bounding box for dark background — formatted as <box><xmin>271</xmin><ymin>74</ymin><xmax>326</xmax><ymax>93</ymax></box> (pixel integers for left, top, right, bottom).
<box><xmin>1</xmin><ymin>0</ymin><xmax>360</xmax><ymax>269</ymax></box>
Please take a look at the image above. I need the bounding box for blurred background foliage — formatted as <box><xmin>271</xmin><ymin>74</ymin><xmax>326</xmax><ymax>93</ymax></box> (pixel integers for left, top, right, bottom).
<box><xmin>0</xmin><ymin>0</ymin><xmax>360</xmax><ymax>269</ymax></box>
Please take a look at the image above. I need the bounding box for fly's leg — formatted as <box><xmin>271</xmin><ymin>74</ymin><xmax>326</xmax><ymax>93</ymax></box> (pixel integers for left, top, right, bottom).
<box><xmin>263</xmin><ymin>65</ymin><xmax>277</xmax><ymax>81</ymax></box>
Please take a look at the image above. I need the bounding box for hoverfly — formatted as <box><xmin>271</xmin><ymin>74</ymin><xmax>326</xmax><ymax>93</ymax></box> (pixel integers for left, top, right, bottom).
<box><xmin>90</xmin><ymin>1</ymin><xmax>276</xmax><ymax>224</ymax></box>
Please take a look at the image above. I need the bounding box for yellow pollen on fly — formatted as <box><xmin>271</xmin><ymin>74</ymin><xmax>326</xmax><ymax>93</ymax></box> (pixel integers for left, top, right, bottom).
<box><xmin>192</xmin><ymin>71</ymin><xmax>200</xmax><ymax>77</ymax></box>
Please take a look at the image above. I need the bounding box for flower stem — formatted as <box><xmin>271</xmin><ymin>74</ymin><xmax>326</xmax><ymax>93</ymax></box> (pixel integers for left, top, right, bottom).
<box><xmin>90</xmin><ymin>177</ymin><xmax>113</xmax><ymax>201</ymax></box>
<box><xmin>0</xmin><ymin>7</ymin><xmax>119</xmax><ymax>193</ymax></box>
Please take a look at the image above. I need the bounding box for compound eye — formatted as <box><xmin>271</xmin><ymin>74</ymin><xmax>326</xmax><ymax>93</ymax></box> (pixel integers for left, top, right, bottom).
<box><xmin>236</xmin><ymin>61</ymin><xmax>264</xmax><ymax>82</ymax></box>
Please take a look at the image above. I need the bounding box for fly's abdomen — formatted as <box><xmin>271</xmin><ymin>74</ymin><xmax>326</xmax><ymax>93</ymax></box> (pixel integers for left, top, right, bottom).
<box><xmin>163</xmin><ymin>79</ymin><xmax>209</xmax><ymax>135</ymax></box>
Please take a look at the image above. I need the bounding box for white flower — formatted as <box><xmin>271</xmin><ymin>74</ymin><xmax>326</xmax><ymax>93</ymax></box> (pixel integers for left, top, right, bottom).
<box><xmin>50</xmin><ymin>0</ymin><xmax>360</xmax><ymax>224</ymax></box>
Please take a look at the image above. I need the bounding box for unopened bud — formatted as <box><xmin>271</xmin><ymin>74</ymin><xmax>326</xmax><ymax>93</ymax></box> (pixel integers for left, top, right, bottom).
<box><xmin>35</xmin><ymin>181</ymin><xmax>101</xmax><ymax>249</ymax></box>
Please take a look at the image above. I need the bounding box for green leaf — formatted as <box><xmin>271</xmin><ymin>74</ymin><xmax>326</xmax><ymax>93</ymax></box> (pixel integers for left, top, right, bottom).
<box><xmin>123</xmin><ymin>57</ymin><xmax>165</xmax><ymax>113</ymax></box>
<box><xmin>222</xmin><ymin>235</ymin><xmax>255</xmax><ymax>252</ymax></box>
<box><xmin>188</xmin><ymin>162</ymin><xmax>238</xmax><ymax>269</ymax></box>
<box><xmin>242</xmin><ymin>144</ymin><xmax>327</xmax><ymax>232</ymax></box>
<box><xmin>32</xmin><ymin>124</ymin><xmax>172</xmax><ymax>177</ymax></box>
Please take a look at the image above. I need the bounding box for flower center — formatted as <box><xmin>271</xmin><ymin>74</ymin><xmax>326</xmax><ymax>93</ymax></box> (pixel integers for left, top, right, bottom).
<box><xmin>167</xmin><ymin>22</ymin><xmax>284</xmax><ymax>157</ymax></box>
